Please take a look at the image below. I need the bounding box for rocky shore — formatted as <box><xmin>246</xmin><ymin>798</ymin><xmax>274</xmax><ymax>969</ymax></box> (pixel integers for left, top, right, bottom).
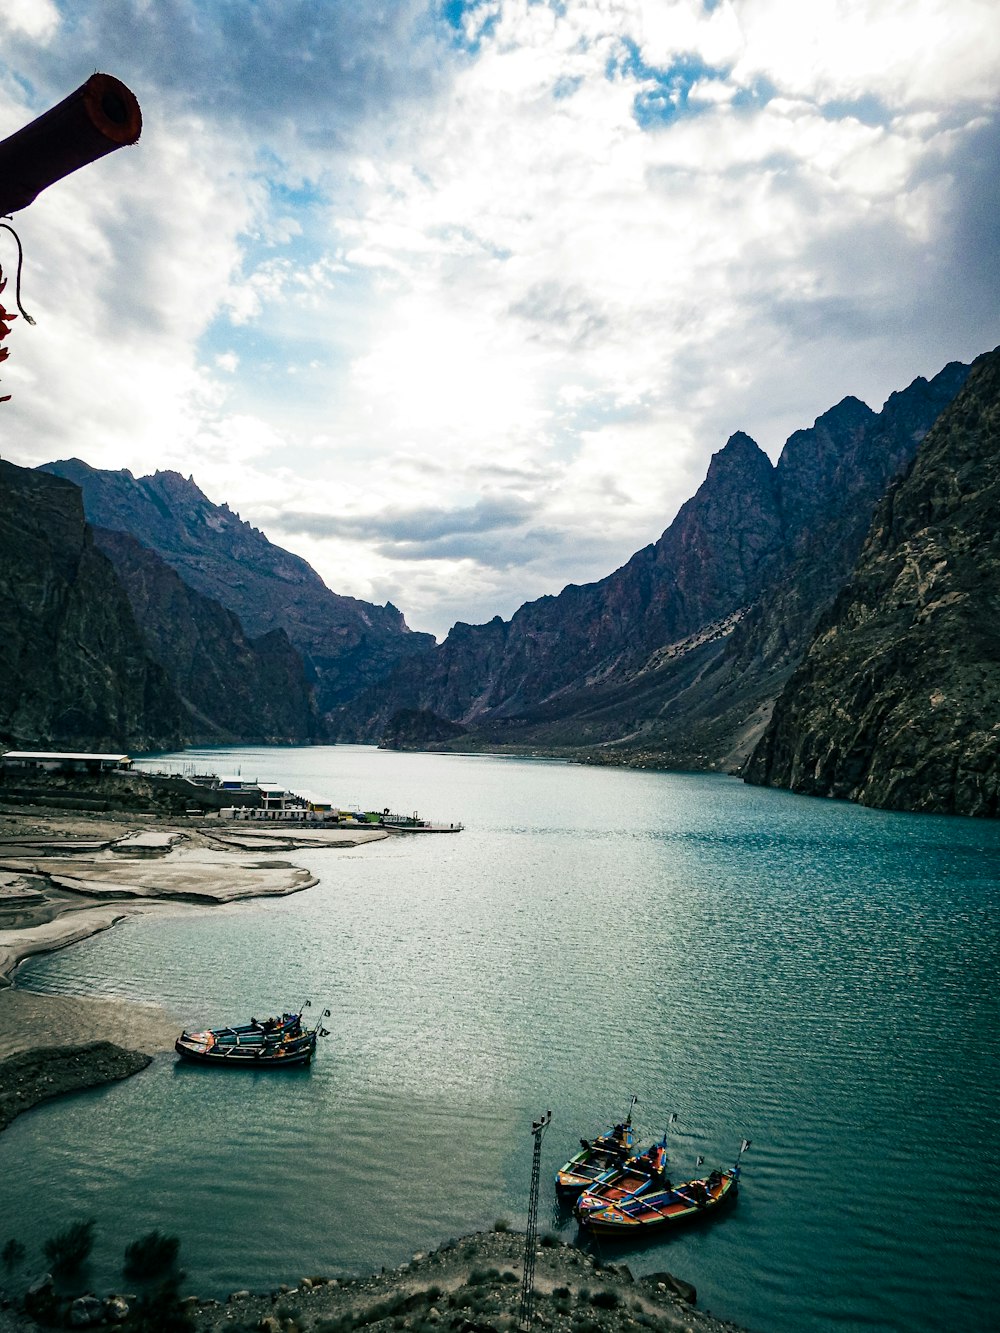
<box><xmin>0</xmin><ymin>1229</ymin><xmax>746</xmax><ymax>1333</ymax></box>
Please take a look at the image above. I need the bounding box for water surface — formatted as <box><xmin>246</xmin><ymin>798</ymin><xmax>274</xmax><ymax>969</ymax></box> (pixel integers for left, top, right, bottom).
<box><xmin>4</xmin><ymin>747</ymin><xmax>998</xmax><ymax>1333</ymax></box>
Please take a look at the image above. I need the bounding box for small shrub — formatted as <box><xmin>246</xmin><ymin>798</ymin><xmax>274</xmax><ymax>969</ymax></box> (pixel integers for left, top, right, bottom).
<box><xmin>43</xmin><ymin>1218</ymin><xmax>96</xmax><ymax>1273</ymax></box>
<box><xmin>124</xmin><ymin>1230</ymin><xmax>181</xmax><ymax>1278</ymax></box>
<box><xmin>590</xmin><ymin>1291</ymin><xmax>619</xmax><ymax>1310</ymax></box>
<box><xmin>2</xmin><ymin>1238</ymin><xmax>26</xmax><ymax>1268</ymax></box>
<box><xmin>128</xmin><ymin>1275</ymin><xmax>194</xmax><ymax>1333</ymax></box>
<box><xmin>552</xmin><ymin>1287</ymin><xmax>570</xmax><ymax>1300</ymax></box>
<box><xmin>500</xmin><ymin>1271</ymin><xmax>517</xmax><ymax>1284</ymax></box>
<box><xmin>493</xmin><ymin>1218</ymin><xmax>510</xmax><ymax>1233</ymax></box>
<box><xmin>423</xmin><ymin>1285</ymin><xmax>442</xmax><ymax>1303</ymax></box>
<box><xmin>539</xmin><ymin>1233</ymin><xmax>557</xmax><ymax>1248</ymax></box>
<box><xmin>468</xmin><ymin>1270</ymin><xmax>488</xmax><ymax>1287</ymax></box>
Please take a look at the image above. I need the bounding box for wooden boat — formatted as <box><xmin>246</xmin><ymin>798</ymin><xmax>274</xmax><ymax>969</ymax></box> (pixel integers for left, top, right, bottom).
<box><xmin>573</xmin><ymin>1138</ymin><xmax>669</xmax><ymax>1218</ymax></box>
<box><xmin>174</xmin><ymin>1005</ymin><xmax>330</xmax><ymax>1068</ymax></box>
<box><xmin>555</xmin><ymin>1096</ymin><xmax>639</xmax><ymax>1196</ymax></box>
<box><xmin>577</xmin><ymin>1163</ymin><xmax>739</xmax><ymax>1236</ymax></box>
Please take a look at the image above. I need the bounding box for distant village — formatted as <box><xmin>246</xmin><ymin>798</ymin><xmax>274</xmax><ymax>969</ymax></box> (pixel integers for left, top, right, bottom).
<box><xmin>0</xmin><ymin>750</ymin><xmax>462</xmax><ymax>831</ymax></box>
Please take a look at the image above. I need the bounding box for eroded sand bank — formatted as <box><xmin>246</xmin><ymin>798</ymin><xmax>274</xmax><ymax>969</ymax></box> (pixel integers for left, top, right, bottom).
<box><xmin>0</xmin><ymin>806</ymin><xmax>386</xmax><ymax>1075</ymax></box>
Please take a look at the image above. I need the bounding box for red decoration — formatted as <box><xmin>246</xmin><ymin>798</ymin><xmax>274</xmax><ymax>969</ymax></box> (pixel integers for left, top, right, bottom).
<box><xmin>0</xmin><ymin>269</ymin><xmax>16</xmax><ymax>403</ymax></box>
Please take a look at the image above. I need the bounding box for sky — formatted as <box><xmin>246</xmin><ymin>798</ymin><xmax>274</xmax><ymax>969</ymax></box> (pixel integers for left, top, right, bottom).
<box><xmin>0</xmin><ymin>1</ymin><xmax>998</xmax><ymax>640</ymax></box>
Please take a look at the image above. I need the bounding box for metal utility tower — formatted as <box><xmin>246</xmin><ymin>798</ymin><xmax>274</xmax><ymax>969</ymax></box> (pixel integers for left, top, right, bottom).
<box><xmin>519</xmin><ymin>1109</ymin><xmax>552</xmax><ymax>1331</ymax></box>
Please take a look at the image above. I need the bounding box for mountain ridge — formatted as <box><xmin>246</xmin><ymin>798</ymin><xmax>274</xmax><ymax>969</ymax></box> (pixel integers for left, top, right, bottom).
<box><xmin>39</xmin><ymin>460</ymin><xmax>435</xmax><ymax>716</ymax></box>
<box><xmin>0</xmin><ymin>460</ymin><xmax>184</xmax><ymax>751</ymax></box>
<box><xmin>339</xmin><ymin>359</ymin><xmax>970</xmax><ymax>769</ymax></box>
<box><xmin>744</xmin><ymin>345</ymin><xmax>1000</xmax><ymax>816</ymax></box>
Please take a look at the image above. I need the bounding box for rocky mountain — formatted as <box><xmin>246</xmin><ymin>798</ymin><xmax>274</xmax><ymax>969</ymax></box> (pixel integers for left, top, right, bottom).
<box><xmin>744</xmin><ymin>346</ymin><xmax>1000</xmax><ymax>817</ymax></box>
<box><xmin>337</xmin><ymin>361</ymin><xmax>969</xmax><ymax>767</ymax></box>
<box><xmin>40</xmin><ymin>460</ymin><xmax>435</xmax><ymax>715</ymax></box>
<box><xmin>92</xmin><ymin>527</ymin><xmax>320</xmax><ymax>745</ymax></box>
<box><xmin>0</xmin><ymin>460</ymin><xmax>184</xmax><ymax>750</ymax></box>
<box><xmin>379</xmin><ymin>709</ymin><xmax>468</xmax><ymax>751</ymax></box>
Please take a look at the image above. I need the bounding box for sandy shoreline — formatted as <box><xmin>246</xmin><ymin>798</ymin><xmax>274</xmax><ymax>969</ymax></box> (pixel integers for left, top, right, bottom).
<box><xmin>0</xmin><ymin>803</ymin><xmax>387</xmax><ymax>1108</ymax></box>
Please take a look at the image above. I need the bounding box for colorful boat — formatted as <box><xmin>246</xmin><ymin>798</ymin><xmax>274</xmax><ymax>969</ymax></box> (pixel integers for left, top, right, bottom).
<box><xmin>174</xmin><ymin>1005</ymin><xmax>330</xmax><ymax>1068</ymax></box>
<box><xmin>577</xmin><ymin>1163</ymin><xmax>739</xmax><ymax>1236</ymax></box>
<box><xmin>555</xmin><ymin>1096</ymin><xmax>639</xmax><ymax>1196</ymax></box>
<box><xmin>573</xmin><ymin>1137</ymin><xmax>670</xmax><ymax>1218</ymax></box>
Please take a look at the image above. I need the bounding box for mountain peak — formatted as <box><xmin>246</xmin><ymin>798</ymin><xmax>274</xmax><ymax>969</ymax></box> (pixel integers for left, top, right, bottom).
<box><xmin>704</xmin><ymin>430</ymin><xmax>773</xmax><ymax>483</ymax></box>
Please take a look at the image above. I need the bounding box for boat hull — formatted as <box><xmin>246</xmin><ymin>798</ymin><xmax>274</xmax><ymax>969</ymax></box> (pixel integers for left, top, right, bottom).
<box><xmin>174</xmin><ymin>1011</ymin><xmax>322</xmax><ymax>1068</ymax></box>
<box><xmin>556</xmin><ymin>1151</ymin><xmax>628</xmax><ymax>1196</ymax></box>
<box><xmin>174</xmin><ymin>1036</ymin><xmax>316</xmax><ymax>1067</ymax></box>
<box><xmin>579</xmin><ymin>1170</ymin><xmax>738</xmax><ymax>1237</ymax></box>
<box><xmin>574</xmin><ymin>1142</ymin><xmax>669</xmax><ymax>1216</ymax></box>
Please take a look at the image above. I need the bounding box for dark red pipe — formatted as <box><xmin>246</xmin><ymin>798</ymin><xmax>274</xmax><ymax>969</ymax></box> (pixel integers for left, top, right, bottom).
<box><xmin>0</xmin><ymin>72</ymin><xmax>141</xmax><ymax>216</ymax></box>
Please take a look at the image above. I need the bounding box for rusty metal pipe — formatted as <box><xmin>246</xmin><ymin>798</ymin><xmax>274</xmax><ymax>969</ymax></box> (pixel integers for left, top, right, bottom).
<box><xmin>0</xmin><ymin>72</ymin><xmax>141</xmax><ymax>216</ymax></box>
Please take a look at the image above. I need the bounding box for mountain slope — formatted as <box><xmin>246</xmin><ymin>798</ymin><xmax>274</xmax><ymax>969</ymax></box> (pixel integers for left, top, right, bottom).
<box><xmin>40</xmin><ymin>461</ymin><xmax>435</xmax><ymax>714</ymax></box>
<box><xmin>92</xmin><ymin>527</ymin><xmax>320</xmax><ymax>744</ymax></box>
<box><xmin>342</xmin><ymin>429</ymin><xmax>786</xmax><ymax>738</ymax></box>
<box><xmin>0</xmin><ymin>460</ymin><xmax>183</xmax><ymax>750</ymax></box>
<box><xmin>743</xmin><ymin>346</ymin><xmax>1000</xmax><ymax>817</ymax></box>
<box><xmin>339</xmin><ymin>361</ymin><xmax>969</xmax><ymax>764</ymax></box>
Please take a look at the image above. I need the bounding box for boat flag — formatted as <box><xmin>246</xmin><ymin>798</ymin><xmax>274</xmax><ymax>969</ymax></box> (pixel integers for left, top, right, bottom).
<box><xmin>696</xmin><ymin>1155</ymin><xmax>704</xmax><ymax>1166</ymax></box>
<box><xmin>669</xmin><ymin>1112</ymin><xmax>678</xmax><ymax>1124</ymax></box>
<box><xmin>740</xmin><ymin>1139</ymin><xmax>752</xmax><ymax>1154</ymax></box>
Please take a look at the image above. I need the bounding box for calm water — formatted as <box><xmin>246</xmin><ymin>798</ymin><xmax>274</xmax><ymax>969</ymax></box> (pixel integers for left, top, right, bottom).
<box><xmin>3</xmin><ymin>747</ymin><xmax>999</xmax><ymax>1333</ymax></box>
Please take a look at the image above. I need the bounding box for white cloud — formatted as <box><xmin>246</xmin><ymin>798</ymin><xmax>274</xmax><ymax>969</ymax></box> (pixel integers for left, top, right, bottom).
<box><xmin>731</xmin><ymin>0</ymin><xmax>1000</xmax><ymax>105</ymax></box>
<box><xmin>0</xmin><ymin>0</ymin><xmax>59</xmax><ymax>41</ymax></box>
<box><xmin>1</xmin><ymin>0</ymin><xmax>998</xmax><ymax>638</ymax></box>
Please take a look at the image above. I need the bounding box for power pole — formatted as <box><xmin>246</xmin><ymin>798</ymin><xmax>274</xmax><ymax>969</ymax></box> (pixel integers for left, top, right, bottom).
<box><xmin>519</xmin><ymin>1109</ymin><xmax>552</xmax><ymax>1331</ymax></box>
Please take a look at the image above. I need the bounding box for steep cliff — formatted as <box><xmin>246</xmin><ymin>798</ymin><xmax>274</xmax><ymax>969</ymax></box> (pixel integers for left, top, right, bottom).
<box><xmin>744</xmin><ymin>346</ymin><xmax>1000</xmax><ymax>816</ymax></box>
<box><xmin>0</xmin><ymin>460</ymin><xmax>183</xmax><ymax>750</ymax></box>
<box><xmin>338</xmin><ymin>361</ymin><xmax>969</xmax><ymax>765</ymax></box>
<box><xmin>92</xmin><ymin>528</ymin><xmax>320</xmax><ymax>744</ymax></box>
<box><xmin>339</xmin><ymin>430</ymin><xmax>786</xmax><ymax>739</ymax></box>
<box><xmin>40</xmin><ymin>461</ymin><xmax>435</xmax><ymax>714</ymax></box>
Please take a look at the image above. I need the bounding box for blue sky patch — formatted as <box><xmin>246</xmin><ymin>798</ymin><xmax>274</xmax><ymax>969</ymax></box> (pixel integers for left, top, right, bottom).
<box><xmin>732</xmin><ymin>76</ymin><xmax>778</xmax><ymax>112</ymax></box>
<box><xmin>440</xmin><ymin>0</ymin><xmax>500</xmax><ymax>53</ymax></box>
<box><xmin>608</xmin><ymin>40</ymin><xmax>733</xmax><ymax>129</ymax></box>
<box><xmin>820</xmin><ymin>93</ymin><xmax>891</xmax><ymax>127</ymax></box>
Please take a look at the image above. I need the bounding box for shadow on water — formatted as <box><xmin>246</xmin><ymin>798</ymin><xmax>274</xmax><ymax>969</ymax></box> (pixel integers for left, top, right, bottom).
<box><xmin>170</xmin><ymin>1060</ymin><xmax>315</xmax><ymax>1083</ymax></box>
<box><xmin>580</xmin><ymin>1192</ymin><xmax>743</xmax><ymax>1270</ymax></box>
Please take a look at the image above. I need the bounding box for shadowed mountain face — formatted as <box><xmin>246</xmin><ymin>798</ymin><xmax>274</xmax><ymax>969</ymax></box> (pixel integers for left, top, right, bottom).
<box><xmin>92</xmin><ymin>528</ymin><xmax>320</xmax><ymax>745</ymax></box>
<box><xmin>40</xmin><ymin>461</ymin><xmax>435</xmax><ymax>715</ymax></box>
<box><xmin>338</xmin><ymin>361</ymin><xmax>970</xmax><ymax>768</ymax></box>
<box><xmin>744</xmin><ymin>346</ymin><xmax>1000</xmax><ymax>817</ymax></box>
<box><xmin>0</xmin><ymin>461</ymin><xmax>183</xmax><ymax>750</ymax></box>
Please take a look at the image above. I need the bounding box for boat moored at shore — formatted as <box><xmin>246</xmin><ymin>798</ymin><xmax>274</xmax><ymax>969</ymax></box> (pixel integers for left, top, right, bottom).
<box><xmin>555</xmin><ymin>1096</ymin><xmax>639</xmax><ymax>1195</ymax></box>
<box><xmin>575</xmin><ymin>1140</ymin><xmax>751</xmax><ymax>1238</ymax></box>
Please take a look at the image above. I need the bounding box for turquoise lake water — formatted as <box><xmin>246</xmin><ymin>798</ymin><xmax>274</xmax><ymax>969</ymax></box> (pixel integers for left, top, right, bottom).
<box><xmin>3</xmin><ymin>746</ymin><xmax>999</xmax><ymax>1333</ymax></box>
